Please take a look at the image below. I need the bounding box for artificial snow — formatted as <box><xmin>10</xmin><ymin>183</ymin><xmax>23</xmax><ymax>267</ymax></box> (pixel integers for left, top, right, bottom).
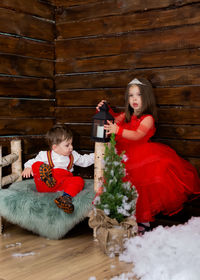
<box><xmin>117</xmin><ymin>196</ymin><xmax>133</xmax><ymax>217</ymax></box>
<box><xmin>12</xmin><ymin>252</ymin><xmax>37</xmax><ymax>257</ymax></box>
<box><xmin>123</xmin><ymin>182</ymin><xmax>132</xmax><ymax>190</ymax></box>
<box><xmin>3</xmin><ymin>233</ymin><xmax>11</xmax><ymax>238</ymax></box>
<box><xmin>104</xmin><ymin>208</ymin><xmax>110</xmax><ymax>216</ymax></box>
<box><xmin>5</xmin><ymin>242</ymin><xmax>21</xmax><ymax>248</ymax></box>
<box><xmin>113</xmin><ymin>217</ymin><xmax>200</xmax><ymax>280</ymax></box>
<box><xmin>112</xmin><ymin>272</ymin><xmax>135</xmax><ymax>280</ymax></box>
<box><xmin>122</xmin><ymin>154</ymin><xmax>128</xmax><ymax>162</ymax></box>
<box><xmin>93</xmin><ymin>195</ymin><xmax>100</xmax><ymax>205</ymax></box>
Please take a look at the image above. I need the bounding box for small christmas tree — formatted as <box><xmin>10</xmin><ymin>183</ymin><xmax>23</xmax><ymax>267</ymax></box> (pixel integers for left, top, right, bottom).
<box><xmin>94</xmin><ymin>133</ymin><xmax>138</xmax><ymax>223</ymax></box>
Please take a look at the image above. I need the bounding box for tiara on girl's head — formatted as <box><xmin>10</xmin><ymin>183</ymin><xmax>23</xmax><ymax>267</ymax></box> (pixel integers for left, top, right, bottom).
<box><xmin>128</xmin><ymin>78</ymin><xmax>146</xmax><ymax>86</ymax></box>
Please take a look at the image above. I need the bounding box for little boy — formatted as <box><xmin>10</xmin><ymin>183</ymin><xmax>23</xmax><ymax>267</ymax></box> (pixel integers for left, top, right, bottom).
<box><xmin>22</xmin><ymin>124</ymin><xmax>94</xmax><ymax>214</ymax></box>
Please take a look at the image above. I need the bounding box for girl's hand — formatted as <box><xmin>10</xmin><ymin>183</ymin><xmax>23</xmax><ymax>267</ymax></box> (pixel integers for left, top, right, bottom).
<box><xmin>96</xmin><ymin>100</ymin><xmax>107</xmax><ymax>111</ymax></box>
<box><xmin>22</xmin><ymin>167</ymin><xmax>33</xmax><ymax>178</ymax></box>
<box><xmin>104</xmin><ymin>120</ymin><xmax>119</xmax><ymax>135</ymax></box>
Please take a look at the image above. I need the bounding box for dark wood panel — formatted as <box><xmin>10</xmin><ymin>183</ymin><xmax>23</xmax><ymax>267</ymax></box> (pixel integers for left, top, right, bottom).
<box><xmin>56</xmin><ymin>86</ymin><xmax>200</xmax><ymax>107</ymax></box>
<box><xmin>0</xmin><ymin>35</ymin><xmax>54</xmax><ymax>60</ymax></box>
<box><xmin>55</xmin><ymin>66</ymin><xmax>200</xmax><ymax>89</ymax></box>
<box><xmin>72</xmin><ymin>135</ymin><xmax>94</xmax><ymax>150</ymax></box>
<box><xmin>0</xmin><ymin>0</ymin><xmax>54</xmax><ymax>20</ymax></box>
<box><xmin>159</xmin><ymin>139</ymin><xmax>200</xmax><ymax>157</ymax></box>
<box><xmin>0</xmin><ymin>119</ymin><xmax>54</xmax><ymax>136</ymax></box>
<box><xmin>56</xmin><ymin>89</ymin><xmax>124</xmax><ymax>106</ymax></box>
<box><xmin>73</xmin><ymin>165</ymin><xmax>94</xmax><ymax>179</ymax></box>
<box><xmin>56</xmin><ymin>107</ymin><xmax>95</xmax><ymax>123</ymax></box>
<box><xmin>56</xmin><ymin>0</ymin><xmax>199</xmax><ymax>22</ymax></box>
<box><xmin>22</xmin><ymin>137</ymin><xmax>48</xmax><ymax>155</ymax></box>
<box><xmin>56</xmin><ymin>107</ymin><xmax>200</xmax><ymax>125</ymax></box>
<box><xmin>154</xmin><ymin>86</ymin><xmax>200</xmax><ymax>106</ymax></box>
<box><xmin>0</xmin><ymin>77</ymin><xmax>54</xmax><ymax>99</ymax></box>
<box><xmin>158</xmin><ymin>108</ymin><xmax>200</xmax><ymax>125</ymax></box>
<box><xmin>56</xmin><ymin>48</ymin><xmax>200</xmax><ymax>73</ymax></box>
<box><xmin>56</xmin><ymin>25</ymin><xmax>200</xmax><ymax>59</ymax></box>
<box><xmin>155</xmin><ymin>125</ymin><xmax>200</xmax><ymax>140</ymax></box>
<box><xmin>0</xmin><ymin>8</ymin><xmax>54</xmax><ymax>41</ymax></box>
<box><xmin>0</xmin><ymin>99</ymin><xmax>55</xmax><ymax>118</ymax></box>
<box><xmin>0</xmin><ymin>139</ymin><xmax>12</xmax><ymax>158</ymax></box>
<box><xmin>57</xmin><ymin>4</ymin><xmax>200</xmax><ymax>38</ymax></box>
<box><xmin>53</xmin><ymin>0</ymin><xmax>104</xmax><ymax>7</ymax></box>
<box><xmin>0</xmin><ymin>54</ymin><xmax>54</xmax><ymax>78</ymax></box>
<box><xmin>67</xmin><ymin>123</ymin><xmax>92</xmax><ymax>136</ymax></box>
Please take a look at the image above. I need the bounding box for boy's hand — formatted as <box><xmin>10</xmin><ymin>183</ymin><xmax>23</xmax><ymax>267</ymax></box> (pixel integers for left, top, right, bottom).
<box><xmin>22</xmin><ymin>167</ymin><xmax>33</xmax><ymax>178</ymax></box>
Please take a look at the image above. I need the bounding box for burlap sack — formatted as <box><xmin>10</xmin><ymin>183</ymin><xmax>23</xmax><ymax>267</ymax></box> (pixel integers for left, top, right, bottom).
<box><xmin>89</xmin><ymin>208</ymin><xmax>138</xmax><ymax>255</ymax></box>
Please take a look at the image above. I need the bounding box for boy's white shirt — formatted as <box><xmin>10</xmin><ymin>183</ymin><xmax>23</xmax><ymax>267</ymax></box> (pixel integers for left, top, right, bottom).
<box><xmin>24</xmin><ymin>150</ymin><xmax>94</xmax><ymax>172</ymax></box>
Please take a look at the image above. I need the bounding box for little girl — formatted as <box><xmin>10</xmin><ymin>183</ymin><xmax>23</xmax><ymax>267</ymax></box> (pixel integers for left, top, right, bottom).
<box><xmin>97</xmin><ymin>78</ymin><xmax>200</xmax><ymax>234</ymax></box>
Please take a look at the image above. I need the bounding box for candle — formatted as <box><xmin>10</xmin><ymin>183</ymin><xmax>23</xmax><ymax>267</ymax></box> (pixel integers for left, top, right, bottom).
<box><xmin>96</xmin><ymin>125</ymin><xmax>104</xmax><ymax>138</ymax></box>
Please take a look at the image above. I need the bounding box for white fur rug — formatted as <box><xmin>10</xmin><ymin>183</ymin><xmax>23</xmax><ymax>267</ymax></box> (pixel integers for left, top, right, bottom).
<box><xmin>112</xmin><ymin>217</ymin><xmax>200</xmax><ymax>280</ymax></box>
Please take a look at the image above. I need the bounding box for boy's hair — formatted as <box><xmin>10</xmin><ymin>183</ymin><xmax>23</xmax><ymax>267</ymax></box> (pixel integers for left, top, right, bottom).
<box><xmin>46</xmin><ymin>124</ymin><xmax>73</xmax><ymax>148</ymax></box>
<box><xmin>124</xmin><ymin>77</ymin><xmax>157</xmax><ymax>122</ymax></box>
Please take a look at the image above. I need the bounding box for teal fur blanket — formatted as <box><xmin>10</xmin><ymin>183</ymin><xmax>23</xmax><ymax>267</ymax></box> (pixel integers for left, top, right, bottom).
<box><xmin>0</xmin><ymin>179</ymin><xmax>95</xmax><ymax>239</ymax></box>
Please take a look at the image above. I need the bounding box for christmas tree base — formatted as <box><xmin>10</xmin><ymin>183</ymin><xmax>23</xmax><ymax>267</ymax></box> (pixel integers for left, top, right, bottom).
<box><xmin>89</xmin><ymin>208</ymin><xmax>138</xmax><ymax>256</ymax></box>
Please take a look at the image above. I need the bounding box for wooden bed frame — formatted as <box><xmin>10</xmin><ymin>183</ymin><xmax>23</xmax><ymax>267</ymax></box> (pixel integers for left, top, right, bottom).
<box><xmin>0</xmin><ymin>139</ymin><xmax>22</xmax><ymax>233</ymax></box>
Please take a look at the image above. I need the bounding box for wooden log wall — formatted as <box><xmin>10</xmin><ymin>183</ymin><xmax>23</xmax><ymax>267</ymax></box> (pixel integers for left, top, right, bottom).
<box><xmin>55</xmin><ymin>0</ymin><xmax>200</xmax><ymax>178</ymax></box>
<box><xmin>0</xmin><ymin>0</ymin><xmax>55</xmax><ymax>170</ymax></box>
<box><xmin>0</xmin><ymin>0</ymin><xmax>199</xmax><ymax>180</ymax></box>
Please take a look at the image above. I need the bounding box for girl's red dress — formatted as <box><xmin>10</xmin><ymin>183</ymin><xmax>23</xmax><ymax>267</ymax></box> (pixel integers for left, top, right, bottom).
<box><xmin>114</xmin><ymin>113</ymin><xmax>200</xmax><ymax>223</ymax></box>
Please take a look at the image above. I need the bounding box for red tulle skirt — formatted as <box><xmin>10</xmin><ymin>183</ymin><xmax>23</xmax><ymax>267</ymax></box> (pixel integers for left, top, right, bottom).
<box><xmin>118</xmin><ymin>142</ymin><xmax>200</xmax><ymax>223</ymax></box>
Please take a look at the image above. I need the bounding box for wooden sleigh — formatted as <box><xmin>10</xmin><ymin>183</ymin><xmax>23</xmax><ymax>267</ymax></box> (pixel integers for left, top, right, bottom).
<box><xmin>0</xmin><ymin>140</ymin><xmax>95</xmax><ymax>239</ymax></box>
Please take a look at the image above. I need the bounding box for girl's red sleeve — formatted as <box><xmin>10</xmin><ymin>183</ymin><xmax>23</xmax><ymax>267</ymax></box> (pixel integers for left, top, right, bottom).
<box><xmin>107</xmin><ymin>105</ymin><xmax>125</xmax><ymax>125</ymax></box>
<box><xmin>95</xmin><ymin>104</ymin><xmax>124</xmax><ymax>124</ymax></box>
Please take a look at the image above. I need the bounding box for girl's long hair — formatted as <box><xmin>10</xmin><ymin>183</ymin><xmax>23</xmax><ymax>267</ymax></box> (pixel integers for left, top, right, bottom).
<box><xmin>124</xmin><ymin>77</ymin><xmax>157</xmax><ymax>122</ymax></box>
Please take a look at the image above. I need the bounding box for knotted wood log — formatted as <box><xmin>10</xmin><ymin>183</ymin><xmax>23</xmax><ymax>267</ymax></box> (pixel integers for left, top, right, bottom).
<box><xmin>11</xmin><ymin>139</ymin><xmax>22</xmax><ymax>183</ymax></box>
<box><xmin>94</xmin><ymin>142</ymin><xmax>105</xmax><ymax>192</ymax></box>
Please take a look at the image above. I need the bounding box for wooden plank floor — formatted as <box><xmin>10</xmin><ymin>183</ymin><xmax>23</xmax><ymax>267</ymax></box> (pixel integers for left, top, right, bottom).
<box><xmin>0</xmin><ymin>219</ymin><xmax>136</xmax><ymax>280</ymax></box>
<box><xmin>1</xmin><ymin>201</ymin><xmax>198</xmax><ymax>280</ymax></box>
